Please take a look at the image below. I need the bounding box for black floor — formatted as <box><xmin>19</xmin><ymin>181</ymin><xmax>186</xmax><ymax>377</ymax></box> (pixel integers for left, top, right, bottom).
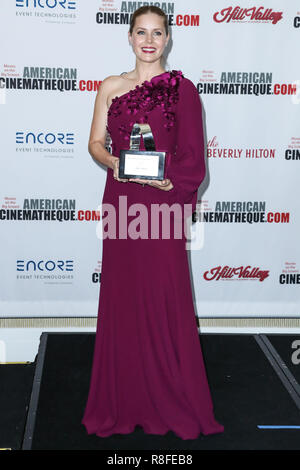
<box><xmin>0</xmin><ymin>362</ymin><xmax>36</xmax><ymax>450</ymax></box>
<box><xmin>1</xmin><ymin>333</ymin><xmax>300</xmax><ymax>450</ymax></box>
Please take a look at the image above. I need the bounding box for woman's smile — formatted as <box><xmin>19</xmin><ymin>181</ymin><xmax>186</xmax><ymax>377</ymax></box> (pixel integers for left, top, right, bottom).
<box><xmin>141</xmin><ymin>47</ymin><xmax>156</xmax><ymax>53</ymax></box>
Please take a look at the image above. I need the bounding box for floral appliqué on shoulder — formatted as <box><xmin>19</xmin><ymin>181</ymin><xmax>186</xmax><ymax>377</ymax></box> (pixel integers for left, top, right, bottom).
<box><xmin>106</xmin><ymin>70</ymin><xmax>184</xmax><ymax>141</ymax></box>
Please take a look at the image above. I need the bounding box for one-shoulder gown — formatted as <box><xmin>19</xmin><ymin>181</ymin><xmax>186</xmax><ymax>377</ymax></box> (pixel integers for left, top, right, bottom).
<box><xmin>81</xmin><ymin>70</ymin><xmax>224</xmax><ymax>440</ymax></box>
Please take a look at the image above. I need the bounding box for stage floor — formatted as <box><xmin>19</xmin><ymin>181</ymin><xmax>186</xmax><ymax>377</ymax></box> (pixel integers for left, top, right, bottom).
<box><xmin>2</xmin><ymin>332</ymin><xmax>300</xmax><ymax>450</ymax></box>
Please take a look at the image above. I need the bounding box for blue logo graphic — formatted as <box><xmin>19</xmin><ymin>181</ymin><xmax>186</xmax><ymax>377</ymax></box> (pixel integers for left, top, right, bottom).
<box><xmin>17</xmin><ymin>260</ymin><xmax>74</xmax><ymax>271</ymax></box>
<box><xmin>16</xmin><ymin>0</ymin><xmax>76</xmax><ymax>10</ymax></box>
<box><xmin>16</xmin><ymin>132</ymin><xmax>74</xmax><ymax>144</ymax></box>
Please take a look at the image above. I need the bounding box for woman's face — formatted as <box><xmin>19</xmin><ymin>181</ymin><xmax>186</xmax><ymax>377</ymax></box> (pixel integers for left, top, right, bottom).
<box><xmin>128</xmin><ymin>12</ymin><xmax>169</xmax><ymax>65</ymax></box>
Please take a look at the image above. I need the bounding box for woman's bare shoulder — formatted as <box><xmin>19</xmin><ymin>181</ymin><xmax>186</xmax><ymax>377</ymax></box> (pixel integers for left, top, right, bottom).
<box><xmin>99</xmin><ymin>74</ymin><xmax>124</xmax><ymax>92</ymax></box>
<box><xmin>100</xmin><ymin>74</ymin><xmax>132</xmax><ymax>108</ymax></box>
<box><xmin>98</xmin><ymin>75</ymin><xmax>126</xmax><ymax>105</ymax></box>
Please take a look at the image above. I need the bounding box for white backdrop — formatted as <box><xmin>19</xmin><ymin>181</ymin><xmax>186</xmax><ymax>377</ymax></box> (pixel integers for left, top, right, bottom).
<box><xmin>0</xmin><ymin>0</ymin><xmax>299</xmax><ymax>318</ymax></box>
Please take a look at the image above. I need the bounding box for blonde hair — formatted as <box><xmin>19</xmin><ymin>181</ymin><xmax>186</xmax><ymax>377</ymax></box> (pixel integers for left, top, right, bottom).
<box><xmin>129</xmin><ymin>6</ymin><xmax>168</xmax><ymax>35</ymax></box>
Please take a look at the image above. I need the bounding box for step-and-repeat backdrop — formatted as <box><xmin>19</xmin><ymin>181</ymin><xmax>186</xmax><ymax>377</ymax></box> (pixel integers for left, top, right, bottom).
<box><xmin>0</xmin><ymin>1</ymin><xmax>299</xmax><ymax>318</ymax></box>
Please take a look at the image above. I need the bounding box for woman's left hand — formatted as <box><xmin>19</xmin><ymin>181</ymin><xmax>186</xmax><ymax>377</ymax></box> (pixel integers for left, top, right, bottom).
<box><xmin>128</xmin><ymin>178</ymin><xmax>174</xmax><ymax>191</ymax></box>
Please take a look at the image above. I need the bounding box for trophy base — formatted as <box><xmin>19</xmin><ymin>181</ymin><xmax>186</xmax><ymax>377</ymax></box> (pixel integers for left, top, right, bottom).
<box><xmin>118</xmin><ymin>150</ymin><xmax>165</xmax><ymax>180</ymax></box>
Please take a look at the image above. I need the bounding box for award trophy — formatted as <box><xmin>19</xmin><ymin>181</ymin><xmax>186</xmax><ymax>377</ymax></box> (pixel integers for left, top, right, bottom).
<box><xmin>118</xmin><ymin>123</ymin><xmax>165</xmax><ymax>180</ymax></box>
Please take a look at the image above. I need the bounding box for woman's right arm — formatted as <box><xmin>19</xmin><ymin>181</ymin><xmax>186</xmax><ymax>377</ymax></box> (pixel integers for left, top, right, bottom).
<box><xmin>88</xmin><ymin>77</ymin><xmax>117</xmax><ymax>170</ymax></box>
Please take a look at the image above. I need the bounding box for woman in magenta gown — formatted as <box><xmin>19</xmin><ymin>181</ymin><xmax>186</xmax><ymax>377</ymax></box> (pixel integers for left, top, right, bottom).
<box><xmin>81</xmin><ymin>6</ymin><xmax>224</xmax><ymax>440</ymax></box>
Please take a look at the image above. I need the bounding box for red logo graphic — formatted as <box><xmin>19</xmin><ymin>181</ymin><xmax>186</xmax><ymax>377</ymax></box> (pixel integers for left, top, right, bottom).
<box><xmin>213</xmin><ymin>6</ymin><xmax>283</xmax><ymax>24</ymax></box>
<box><xmin>203</xmin><ymin>265</ymin><xmax>269</xmax><ymax>281</ymax></box>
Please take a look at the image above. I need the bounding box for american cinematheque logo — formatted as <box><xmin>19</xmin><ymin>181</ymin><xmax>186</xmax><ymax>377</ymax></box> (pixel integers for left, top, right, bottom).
<box><xmin>96</xmin><ymin>1</ymin><xmax>200</xmax><ymax>27</ymax></box>
<box><xmin>286</xmin><ymin>137</ymin><xmax>300</xmax><ymax>161</ymax></box>
<box><xmin>197</xmin><ymin>71</ymin><xmax>297</xmax><ymax>97</ymax></box>
<box><xmin>1</xmin><ymin>197</ymin><xmax>100</xmax><ymax>222</ymax></box>
<box><xmin>0</xmin><ymin>65</ymin><xmax>78</xmax><ymax>92</ymax></box>
<box><xmin>0</xmin><ymin>65</ymin><xmax>100</xmax><ymax>93</ymax></box>
<box><xmin>0</xmin><ymin>195</ymin><xmax>204</xmax><ymax>250</ymax></box>
<box><xmin>279</xmin><ymin>262</ymin><xmax>300</xmax><ymax>285</ymax></box>
<box><xmin>194</xmin><ymin>200</ymin><xmax>290</xmax><ymax>225</ymax></box>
